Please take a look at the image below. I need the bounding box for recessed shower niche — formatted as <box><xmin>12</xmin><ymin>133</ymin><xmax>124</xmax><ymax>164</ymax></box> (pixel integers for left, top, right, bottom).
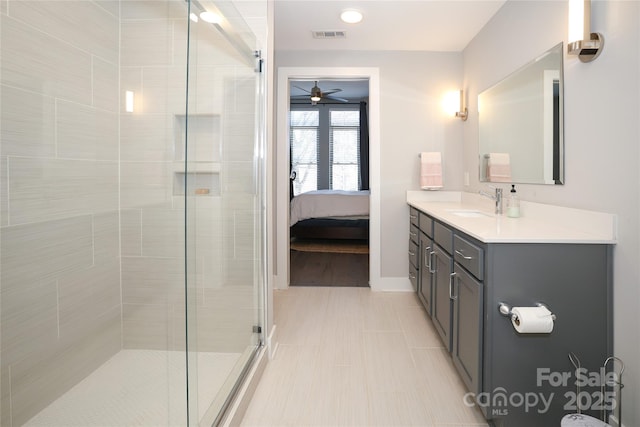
<box><xmin>174</xmin><ymin>114</ymin><xmax>221</xmax><ymax>196</ymax></box>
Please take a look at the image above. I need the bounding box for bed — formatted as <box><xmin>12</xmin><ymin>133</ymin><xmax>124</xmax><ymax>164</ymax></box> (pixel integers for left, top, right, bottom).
<box><xmin>290</xmin><ymin>190</ymin><xmax>370</xmax><ymax>240</ymax></box>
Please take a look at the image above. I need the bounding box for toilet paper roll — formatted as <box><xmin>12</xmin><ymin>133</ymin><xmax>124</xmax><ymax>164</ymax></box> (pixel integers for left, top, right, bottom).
<box><xmin>511</xmin><ymin>306</ymin><xmax>554</xmax><ymax>333</ymax></box>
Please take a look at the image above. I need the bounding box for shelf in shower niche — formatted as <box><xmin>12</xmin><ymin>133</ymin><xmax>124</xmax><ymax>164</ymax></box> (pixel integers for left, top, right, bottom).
<box><xmin>172</xmin><ymin>161</ymin><xmax>221</xmax><ymax>173</ymax></box>
<box><xmin>173</xmin><ymin>166</ymin><xmax>220</xmax><ymax>196</ymax></box>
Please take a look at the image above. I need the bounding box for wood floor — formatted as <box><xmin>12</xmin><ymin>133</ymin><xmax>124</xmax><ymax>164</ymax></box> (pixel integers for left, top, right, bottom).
<box><xmin>241</xmin><ymin>287</ymin><xmax>489</xmax><ymax>426</ymax></box>
<box><xmin>289</xmin><ymin>250</ymin><xmax>369</xmax><ymax>287</ymax></box>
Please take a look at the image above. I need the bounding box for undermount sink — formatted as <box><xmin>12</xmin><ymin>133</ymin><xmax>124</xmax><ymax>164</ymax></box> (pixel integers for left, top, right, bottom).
<box><xmin>446</xmin><ymin>209</ymin><xmax>493</xmax><ymax>218</ymax></box>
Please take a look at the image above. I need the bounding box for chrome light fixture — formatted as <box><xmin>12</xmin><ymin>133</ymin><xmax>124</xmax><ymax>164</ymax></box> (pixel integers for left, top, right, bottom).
<box><xmin>567</xmin><ymin>0</ymin><xmax>604</xmax><ymax>62</ymax></box>
<box><xmin>443</xmin><ymin>90</ymin><xmax>467</xmax><ymax>121</ymax></box>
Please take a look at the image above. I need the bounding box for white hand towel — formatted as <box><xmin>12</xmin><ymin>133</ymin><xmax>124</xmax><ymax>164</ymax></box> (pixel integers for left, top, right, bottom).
<box><xmin>420</xmin><ymin>152</ymin><xmax>443</xmax><ymax>190</ymax></box>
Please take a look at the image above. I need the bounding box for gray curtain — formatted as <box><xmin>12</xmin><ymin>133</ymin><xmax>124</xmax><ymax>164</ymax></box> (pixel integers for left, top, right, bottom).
<box><xmin>359</xmin><ymin>101</ymin><xmax>370</xmax><ymax>190</ymax></box>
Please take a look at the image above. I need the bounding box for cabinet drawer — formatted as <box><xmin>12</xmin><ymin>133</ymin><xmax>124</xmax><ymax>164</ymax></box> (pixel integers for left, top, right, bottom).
<box><xmin>409</xmin><ymin>207</ymin><xmax>419</xmax><ymax>228</ymax></box>
<box><xmin>409</xmin><ymin>263</ymin><xmax>418</xmax><ymax>291</ymax></box>
<box><xmin>454</xmin><ymin>235</ymin><xmax>484</xmax><ymax>281</ymax></box>
<box><xmin>410</xmin><ymin>224</ymin><xmax>420</xmax><ymax>243</ymax></box>
<box><xmin>419</xmin><ymin>212</ymin><xmax>433</xmax><ymax>238</ymax></box>
<box><xmin>408</xmin><ymin>238</ymin><xmax>419</xmax><ymax>268</ymax></box>
<box><xmin>434</xmin><ymin>221</ymin><xmax>453</xmax><ymax>254</ymax></box>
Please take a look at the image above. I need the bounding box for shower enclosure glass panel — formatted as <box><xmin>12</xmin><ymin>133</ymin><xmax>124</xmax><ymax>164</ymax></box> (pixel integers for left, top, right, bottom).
<box><xmin>183</xmin><ymin>0</ymin><xmax>264</xmax><ymax>425</ymax></box>
<box><xmin>0</xmin><ymin>0</ymin><xmax>264</xmax><ymax>425</ymax></box>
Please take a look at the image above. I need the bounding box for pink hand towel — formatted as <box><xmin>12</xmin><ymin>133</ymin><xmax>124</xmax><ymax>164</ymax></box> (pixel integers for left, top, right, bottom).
<box><xmin>420</xmin><ymin>152</ymin><xmax>443</xmax><ymax>190</ymax></box>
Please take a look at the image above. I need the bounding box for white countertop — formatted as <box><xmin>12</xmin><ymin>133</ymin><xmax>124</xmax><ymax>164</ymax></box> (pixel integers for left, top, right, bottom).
<box><xmin>407</xmin><ymin>191</ymin><xmax>617</xmax><ymax>244</ymax></box>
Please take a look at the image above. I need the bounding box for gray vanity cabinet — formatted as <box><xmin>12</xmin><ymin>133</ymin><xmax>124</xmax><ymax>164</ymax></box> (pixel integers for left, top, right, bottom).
<box><xmin>452</xmin><ymin>262</ymin><xmax>483</xmax><ymax>396</ymax></box>
<box><xmin>408</xmin><ymin>207</ymin><xmax>420</xmax><ymax>291</ymax></box>
<box><xmin>418</xmin><ymin>232</ymin><xmax>434</xmax><ymax>315</ymax></box>
<box><xmin>408</xmin><ymin>204</ymin><xmax>613</xmax><ymax>426</ymax></box>
<box><xmin>431</xmin><ymin>221</ymin><xmax>454</xmax><ymax>352</ymax></box>
<box><xmin>450</xmin><ymin>233</ymin><xmax>485</xmax><ymax>396</ymax></box>
<box><xmin>418</xmin><ymin>212</ymin><xmax>434</xmax><ymax>315</ymax></box>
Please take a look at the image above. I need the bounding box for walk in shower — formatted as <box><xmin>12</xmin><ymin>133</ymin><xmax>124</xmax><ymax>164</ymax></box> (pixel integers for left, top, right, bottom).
<box><xmin>1</xmin><ymin>0</ymin><xmax>266</xmax><ymax>425</ymax></box>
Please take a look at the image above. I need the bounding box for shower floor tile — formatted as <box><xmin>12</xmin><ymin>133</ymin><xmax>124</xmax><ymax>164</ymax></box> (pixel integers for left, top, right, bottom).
<box><xmin>24</xmin><ymin>349</ymin><xmax>240</xmax><ymax>427</ymax></box>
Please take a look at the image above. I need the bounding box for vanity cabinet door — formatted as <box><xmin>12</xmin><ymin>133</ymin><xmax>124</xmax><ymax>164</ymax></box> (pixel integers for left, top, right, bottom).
<box><xmin>452</xmin><ymin>263</ymin><xmax>483</xmax><ymax>396</ymax></box>
<box><xmin>419</xmin><ymin>232</ymin><xmax>434</xmax><ymax>315</ymax></box>
<box><xmin>432</xmin><ymin>245</ymin><xmax>453</xmax><ymax>351</ymax></box>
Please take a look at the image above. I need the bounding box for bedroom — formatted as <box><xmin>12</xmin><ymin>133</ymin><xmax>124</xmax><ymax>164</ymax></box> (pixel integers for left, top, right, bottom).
<box><xmin>288</xmin><ymin>79</ymin><xmax>371</xmax><ymax>287</ymax></box>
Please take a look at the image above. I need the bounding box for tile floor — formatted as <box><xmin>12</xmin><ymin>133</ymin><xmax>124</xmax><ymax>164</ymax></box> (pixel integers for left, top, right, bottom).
<box><xmin>241</xmin><ymin>286</ymin><xmax>489</xmax><ymax>426</ymax></box>
<box><xmin>24</xmin><ymin>350</ymin><xmax>241</xmax><ymax>426</ymax></box>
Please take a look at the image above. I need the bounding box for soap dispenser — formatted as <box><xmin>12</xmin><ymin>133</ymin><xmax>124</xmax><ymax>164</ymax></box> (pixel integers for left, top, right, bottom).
<box><xmin>507</xmin><ymin>185</ymin><xmax>520</xmax><ymax>218</ymax></box>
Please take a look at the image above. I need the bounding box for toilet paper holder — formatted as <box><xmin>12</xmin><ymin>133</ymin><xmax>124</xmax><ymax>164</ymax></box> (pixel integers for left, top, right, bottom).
<box><xmin>498</xmin><ymin>302</ymin><xmax>556</xmax><ymax>324</ymax></box>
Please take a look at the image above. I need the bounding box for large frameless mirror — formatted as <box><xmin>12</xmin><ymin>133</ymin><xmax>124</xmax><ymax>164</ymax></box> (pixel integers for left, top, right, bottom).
<box><xmin>479</xmin><ymin>42</ymin><xmax>564</xmax><ymax>185</ymax></box>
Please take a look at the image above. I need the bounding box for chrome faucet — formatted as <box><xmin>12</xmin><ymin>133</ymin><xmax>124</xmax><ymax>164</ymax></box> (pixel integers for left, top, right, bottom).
<box><xmin>479</xmin><ymin>187</ymin><xmax>503</xmax><ymax>215</ymax></box>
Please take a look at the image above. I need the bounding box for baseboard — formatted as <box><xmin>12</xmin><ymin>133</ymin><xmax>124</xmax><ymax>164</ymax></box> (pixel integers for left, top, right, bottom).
<box><xmin>370</xmin><ymin>276</ymin><xmax>414</xmax><ymax>292</ymax></box>
<box><xmin>266</xmin><ymin>324</ymin><xmax>278</xmax><ymax>360</ymax></box>
<box><xmin>219</xmin><ymin>346</ymin><xmax>268</xmax><ymax>427</ymax></box>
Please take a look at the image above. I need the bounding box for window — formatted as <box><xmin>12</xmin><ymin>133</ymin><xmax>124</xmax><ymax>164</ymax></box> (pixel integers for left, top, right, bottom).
<box><xmin>289</xmin><ymin>110</ymin><xmax>319</xmax><ymax>195</ymax></box>
<box><xmin>290</xmin><ymin>106</ymin><xmax>360</xmax><ymax>196</ymax></box>
<box><xmin>330</xmin><ymin>110</ymin><xmax>360</xmax><ymax>191</ymax></box>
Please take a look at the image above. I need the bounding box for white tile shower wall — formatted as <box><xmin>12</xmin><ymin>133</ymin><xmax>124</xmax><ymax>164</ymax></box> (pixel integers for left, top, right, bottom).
<box><xmin>221</xmin><ymin>76</ymin><xmax>259</xmax><ymax>291</ymax></box>
<box><xmin>7</xmin><ymin>157</ymin><xmax>119</xmax><ymax>225</ymax></box>
<box><xmin>0</xmin><ymin>2</ymin><xmax>121</xmax><ymax>425</ymax></box>
<box><xmin>119</xmin><ymin>4</ymin><xmax>257</xmax><ymax>356</ymax></box>
<box><xmin>1</xmin><ymin>15</ymin><xmax>93</xmax><ymax>105</ymax></box>
<box><xmin>119</xmin><ymin>7</ymin><xmax>189</xmax><ymax>352</ymax></box>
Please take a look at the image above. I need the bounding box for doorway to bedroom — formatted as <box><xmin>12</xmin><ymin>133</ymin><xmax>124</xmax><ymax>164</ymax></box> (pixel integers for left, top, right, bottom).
<box><xmin>288</xmin><ymin>78</ymin><xmax>370</xmax><ymax>287</ymax></box>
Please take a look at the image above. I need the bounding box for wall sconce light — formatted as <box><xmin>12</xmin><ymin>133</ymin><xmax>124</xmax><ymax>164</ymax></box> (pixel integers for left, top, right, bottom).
<box><xmin>568</xmin><ymin>0</ymin><xmax>604</xmax><ymax>62</ymax></box>
<box><xmin>443</xmin><ymin>90</ymin><xmax>467</xmax><ymax>121</ymax></box>
<box><xmin>125</xmin><ymin>91</ymin><xmax>134</xmax><ymax>113</ymax></box>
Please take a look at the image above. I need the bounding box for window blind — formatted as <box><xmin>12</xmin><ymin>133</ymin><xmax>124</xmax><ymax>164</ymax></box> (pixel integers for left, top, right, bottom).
<box><xmin>290</xmin><ymin>106</ymin><xmax>360</xmax><ymax>196</ymax></box>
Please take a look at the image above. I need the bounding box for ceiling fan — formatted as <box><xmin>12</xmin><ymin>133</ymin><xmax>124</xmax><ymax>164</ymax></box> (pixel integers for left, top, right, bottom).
<box><xmin>291</xmin><ymin>81</ymin><xmax>348</xmax><ymax>105</ymax></box>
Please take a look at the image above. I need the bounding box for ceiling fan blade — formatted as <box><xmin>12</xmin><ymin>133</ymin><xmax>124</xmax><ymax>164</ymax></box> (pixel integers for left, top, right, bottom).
<box><xmin>292</xmin><ymin>85</ymin><xmax>311</xmax><ymax>94</ymax></box>
<box><xmin>322</xmin><ymin>89</ymin><xmax>343</xmax><ymax>95</ymax></box>
<box><xmin>325</xmin><ymin>95</ymin><xmax>349</xmax><ymax>103</ymax></box>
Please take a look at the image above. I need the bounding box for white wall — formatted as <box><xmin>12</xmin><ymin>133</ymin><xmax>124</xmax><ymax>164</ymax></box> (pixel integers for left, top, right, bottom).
<box><xmin>464</xmin><ymin>1</ymin><xmax>640</xmax><ymax>425</ymax></box>
<box><xmin>1</xmin><ymin>3</ymin><xmax>121</xmax><ymax>424</ymax></box>
<box><xmin>275</xmin><ymin>50</ymin><xmax>464</xmax><ymax>283</ymax></box>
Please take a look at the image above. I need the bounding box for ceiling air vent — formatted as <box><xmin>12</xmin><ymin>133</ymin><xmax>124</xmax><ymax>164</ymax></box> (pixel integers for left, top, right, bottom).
<box><xmin>312</xmin><ymin>30</ymin><xmax>347</xmax><ymax>39</ymax></box>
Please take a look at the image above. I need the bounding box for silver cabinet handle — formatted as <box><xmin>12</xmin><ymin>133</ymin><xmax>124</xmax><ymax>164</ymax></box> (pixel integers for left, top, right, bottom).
<box><xmin>410</xmin><ymin>231</ymin><xmax>417</xmax><ymax>237</ymax></box>
<box><xmin>449</xmin><ymin>272</ymin><xmax>457</xmax><ymax>300</ymax></box>
<box><xmin>409</xmin><ymin>272</ymin><xmax>416</xmax><ymax>280</ymax></box>
<box><xmin>408</xmin><ymin>250</ymin><xmax>415</xmax><ymax>257</ymax></box>
<box><xmin>429</xmin><ymin>251</ymin><xmax>436</xmax><ymax>274</ymax></box>
<box><xmin>455</xmin><ymin>249</ymin><xmax>473</xmax><ymax>260</ymax></box>
<box><xmin>410</xmin><ymin>214</ymin><xmax>417</xmax><ymax>220</ymax></box>
<box><xmin>424</xmin><ymin>246</ymin><xmax>432</xmax><ymax>268</ymax></box>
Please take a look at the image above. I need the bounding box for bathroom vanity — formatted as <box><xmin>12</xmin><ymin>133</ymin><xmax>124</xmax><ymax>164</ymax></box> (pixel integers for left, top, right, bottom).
<box><xmin>407</xmin><ymin>192</ymin><xmax>616</xmax><ymax>427</ymax></box>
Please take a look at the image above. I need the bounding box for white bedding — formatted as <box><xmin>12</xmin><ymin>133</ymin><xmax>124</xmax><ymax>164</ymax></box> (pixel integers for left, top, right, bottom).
<box><xmin>290</xmin><ymin>190</ymin><xmax>370</xmax><ymax>226</ymax></box>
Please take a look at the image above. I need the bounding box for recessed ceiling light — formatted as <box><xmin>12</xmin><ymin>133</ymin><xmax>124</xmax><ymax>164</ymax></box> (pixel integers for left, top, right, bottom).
<box><xmin>340</xmin><ymin>10</ymin><xmax>363</xmax><ymax>24</ymax></box>
<box><xmin>200</xmin><ymin>11</ymin><xmax>222</xmax><ymax>24</ymax></box>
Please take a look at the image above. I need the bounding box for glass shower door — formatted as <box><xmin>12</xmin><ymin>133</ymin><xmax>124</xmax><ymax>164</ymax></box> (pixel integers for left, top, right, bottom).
<box><xmin>183</xmin><ymin>0</ymin><xmax>265</xmax><ymax>424</ymax></box>
<box><xmin>0</xmin><ymin>0</ymin><xmax>264</xmax><ymax>425</ymax></box>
